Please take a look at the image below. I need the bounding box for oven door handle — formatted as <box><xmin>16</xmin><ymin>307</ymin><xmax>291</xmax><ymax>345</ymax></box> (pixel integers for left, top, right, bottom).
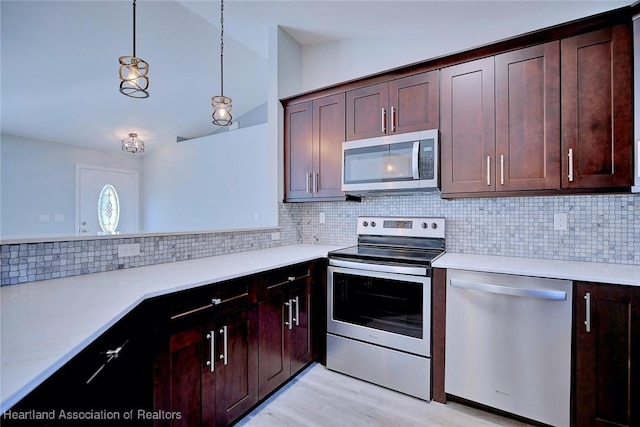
<box><xmin>329</xmin><ymin>258</ymin><xmax>427</xmax><ymax>276</ymax></box>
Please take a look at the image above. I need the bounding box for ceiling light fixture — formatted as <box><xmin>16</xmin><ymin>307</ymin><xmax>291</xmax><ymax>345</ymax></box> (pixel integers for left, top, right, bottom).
<box><xmin>122</xmin><ymin>133</ymin><xmax>145</xmax><ymax>153</ymax></box>
<box><xmin>211</xmin><ymin>0</ymin><xmax>232</xmax><ymax>126</ymax></box>
<box><xmin>119</xmin><ymin>0</ymin><xmax>149</xmax><ymax>98</ymax></box>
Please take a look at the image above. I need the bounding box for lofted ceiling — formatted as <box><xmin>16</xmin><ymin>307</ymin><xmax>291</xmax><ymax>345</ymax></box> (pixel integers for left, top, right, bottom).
<box><xmin>1</xmin><ymin>0</ymin><xmax>634</xmax><ymax>153</ymax></box>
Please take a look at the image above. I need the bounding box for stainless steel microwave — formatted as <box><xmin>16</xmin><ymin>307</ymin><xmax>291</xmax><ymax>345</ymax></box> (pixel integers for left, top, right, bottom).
<box><xmin>342</xmin><ymin>129</ymin><xmax>439</xmax><ymax>194</ymax></box>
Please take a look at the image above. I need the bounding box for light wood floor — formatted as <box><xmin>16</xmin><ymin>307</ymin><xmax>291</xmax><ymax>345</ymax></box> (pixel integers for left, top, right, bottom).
<box><xmin>236</xmin><ymin>363</ymin><xmax>534</xmax><ymax>427</ymax></box>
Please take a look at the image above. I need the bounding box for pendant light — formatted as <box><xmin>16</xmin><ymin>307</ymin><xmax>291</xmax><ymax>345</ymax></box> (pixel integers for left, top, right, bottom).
<box><xmin>119</xmin><ymin>0</ymin><xmax>149</xmax><ymax>98</ymax></box>
<box><xmin>122</xmin><ymin>133</ymin><xmax>145</xmax><ymax>153</ymax></box>
<box><xmin>211</xmin><ymin>0</ymin><xmax>232</xmax><ymax>126</ymax></box>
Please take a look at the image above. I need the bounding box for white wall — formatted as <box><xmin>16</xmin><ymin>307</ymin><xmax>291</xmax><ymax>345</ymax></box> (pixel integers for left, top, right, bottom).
<box><xmin>295</xmin><ymin>1</ymin><xmax>631</xmax><ymax>95</ymax></box>
<box><xmin>141</xmin><ymin>124</ymin><xmax>277</xmax><ymax>233</ymax></box>
<box><xmin>0</xmin><ymin>134</ymin><xmax>143</xmax><ymax>237</ymax></box>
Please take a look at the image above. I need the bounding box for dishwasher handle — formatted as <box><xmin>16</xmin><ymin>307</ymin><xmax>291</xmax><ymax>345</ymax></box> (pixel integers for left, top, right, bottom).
<box><xmin>450</xmin><ymin>278</ymin><xmax>567</xmax><ymax>301</ymax></box>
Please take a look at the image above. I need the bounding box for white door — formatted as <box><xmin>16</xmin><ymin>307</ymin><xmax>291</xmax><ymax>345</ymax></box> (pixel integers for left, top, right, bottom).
<box><xmin>76</xmin><ymin>165</ymin><xmax>139</xmax><ymax>235</ymax></box>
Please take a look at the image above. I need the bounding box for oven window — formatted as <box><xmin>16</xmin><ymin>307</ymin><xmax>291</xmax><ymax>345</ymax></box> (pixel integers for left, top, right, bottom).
<box><xmin>332</xmin><ymin>272</ymin><xmax>423</xmax><ymax>338</ymax></box>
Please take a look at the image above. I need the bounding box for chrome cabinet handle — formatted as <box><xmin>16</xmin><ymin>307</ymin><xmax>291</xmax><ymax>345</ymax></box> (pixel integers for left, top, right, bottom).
<box><xmin>285</xmin><ymin>300</ymin><xmax>293</xmax><ymax>330</ymax></box>
<box><xmin>219</xmin><ymin>326</ymin><xmax>228</xmax><ymax>366</ymax></box>
<box><xmin>312</xmin><ymin>172</ymin><xmax>318</xmax><ymax>193</ymax></box>
<box><xmin>86</xmin><ymin>340</ymin><xmax>129</xmax><ymax>384</ymax></box>
<box><xmin>391</xmin><ymin>106</ymin><xmax>396</xmax><ymax>133</ymax></box>
<box><xmin>305</xmin><ymin>172</ymin><xmax>311</xmax><ymax>193</ymax></box>
<box><xmin>170</xmin><ymin>292</ymin><xmax>249</xmax><ymax>320</ymax></box>
<box><xmin>206</xmin><ymin>331</ymin><xmax>216</xmax><ymax>372</ymax></box>
<box><xmin>381</xmin><ymin>107</ymin><xmax>387</xmax><ymax>134</ymax></box>
<box><xmin>500</xmin><ymin>155</ymin><xmax>504</xmax><ymax>185</ymax></box>
<box><xmin>292</xmin><ymin>296</ymin><xmax>300</xmax><ymax>326</ymax></box>
<box><xmin>584</xmin><ymin>292</ymin><xmax>591</xmax><ymax>333</ymax></box>
<box><xmin>486</xmin><ymin>156</ymin><xmax>491</xmax><ymax>186</ymax></box>
<box><xmin>568</xmin><ymin>149</ymin><xmax>574</xmax><ymax>182</ymax></box>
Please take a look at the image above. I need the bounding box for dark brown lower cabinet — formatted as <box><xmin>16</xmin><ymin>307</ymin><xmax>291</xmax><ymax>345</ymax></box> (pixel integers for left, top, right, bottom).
<box><xmin>574</xmin><ymin>282</ymin><xmax>640</xmax><ymax>427</ymax></box>
<box><xmin>2</xmin><ymin>260</ymin><xmax>323</xmax><ymax>427</ymax></box>
<box><xmin>258</xmin><ymin>263</ymin><xmax>316</xmax><ymax>399</ymax></box>
<box><xmin>153</xmin><ymin>282</ymin><xmax>258</xmax><ymax>427</ymax></box>
<box><xmin>1</xmin><ymin>305</ymin><xmax>154</xmax><ymax>427</ymax></box>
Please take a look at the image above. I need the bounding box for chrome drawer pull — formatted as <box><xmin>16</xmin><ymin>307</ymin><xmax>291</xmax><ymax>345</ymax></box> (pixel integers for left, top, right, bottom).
<box><xmin>171</xmin><ymin>292</ymin><xmax>249</xmax><ymax>320</ymax></box>
<box><xmin>86</xmin><ymin>340</ymin><xmax>129</xmax><ymax>384</ymax></box>
<box><xmin>267</xmin><ymin>273</ymin><xmax>311</xmax><ymax>290</ymax></box>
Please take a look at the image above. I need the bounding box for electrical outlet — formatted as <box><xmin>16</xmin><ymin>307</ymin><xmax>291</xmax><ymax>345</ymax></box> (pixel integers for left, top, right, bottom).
<box><xmin>554</xmin><ymin>213</ymin><xmax>568</xmax><ymax>231</ymax></box>
<box><xmin>319</xmin><ymin>212</ymin><xmax>326</xmax><ymax>224</ymax></box>
<box><xmin>271</xmin><ymin>232</ymin><xmax>281</xmax><ymax>241</ymax></box>
<box><xmin>118</xmin><ymin>243</ymin><xmax>140</xmax><ymax>257</ymax></box>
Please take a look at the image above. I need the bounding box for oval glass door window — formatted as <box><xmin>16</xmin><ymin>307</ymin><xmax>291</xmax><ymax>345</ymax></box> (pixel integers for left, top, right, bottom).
<box><xmin>98</xmin><ymin>184</ymin><xmax>120</xmax><ymax>234</ymax></box>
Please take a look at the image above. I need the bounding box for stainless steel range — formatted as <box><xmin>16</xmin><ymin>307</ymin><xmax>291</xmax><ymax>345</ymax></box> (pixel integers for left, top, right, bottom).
<box><xmin>326</xmin><ymin>216</ymin><xmax>445</xmax><ymax>401</ymax></box>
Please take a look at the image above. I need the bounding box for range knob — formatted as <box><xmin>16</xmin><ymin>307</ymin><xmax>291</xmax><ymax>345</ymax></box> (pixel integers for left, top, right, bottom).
<box><xmin>371</xmin><ymin>221</ymin><xmax>377</xmax><ymax>227</ymax></box>
<box><xmin>362</xmin><ymin>221</ymin><xmax>369</xmax><ymax>227</ymax></box>
<box><xmin>421</xmin><ymin>222</ymin><xmax>428</xmax><ymax>229</ymax></box>
<box><xmin>431</xmin><ymin>222</ymin><xmax>438</xmax><ymax>229</ymax></box>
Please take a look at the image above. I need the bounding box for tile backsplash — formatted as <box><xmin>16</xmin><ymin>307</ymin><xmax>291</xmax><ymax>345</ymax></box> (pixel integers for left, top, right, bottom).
<box><xmin>2</xmin><ymin>193</ymin><xmax>639</xmax><ymax>286</ymax></box>
<box><xmin>1</xmin><ymin>203</ymin><xmax>303</xmax><ymax>286</ymax></box>
<box><xmin>300</xmin><ymin>192</ymin><xmax>640</xmax><ymax>265</ymax></box>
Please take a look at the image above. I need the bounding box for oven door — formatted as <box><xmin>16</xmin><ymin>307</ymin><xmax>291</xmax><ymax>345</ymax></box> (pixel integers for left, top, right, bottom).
<box><xmin>327</xmin><ymin>263</ymin><xmax>431</xmax><ymax>357</ymax></box>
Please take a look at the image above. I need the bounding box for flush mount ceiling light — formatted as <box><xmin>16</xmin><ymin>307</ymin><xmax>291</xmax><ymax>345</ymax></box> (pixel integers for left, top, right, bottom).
<box><xmin>211</xmin><ymin>0</ymin><xmax>232</xmax><ymax>126</ymax></box>
<box><xmin>122</xmin><ymin>133</ymin><xmax>145</xmax><ymax>153</ymax></box>
<box><xmin>119</xmin><ymin>0</ymin><xmax>149</xmax><ymax>98</ymax></box>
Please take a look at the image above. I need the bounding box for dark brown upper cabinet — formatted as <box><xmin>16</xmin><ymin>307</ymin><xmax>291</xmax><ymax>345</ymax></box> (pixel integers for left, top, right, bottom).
<box><xmin>346</xmin><ymin>71</ymin><xmax>439</xmax><ymax>141</ymax></box>
<box><xmin>561</xmin><ymin>24</ymin><xmax>633</xmax><ymax>190</ymax></box>
<box><xmin>441</xmin><ymin>43</ymin><xmax>561</xmax><ymax>197</ymax></box>
<box><xmin>495</xmin><ymin>42</ymin><xmax>561</xmax><ymax>192</ymax></box>
<box><xmin>284</xmin><ymin>93</ymin><xmax>345</xmax><ymax>202</ymax></box>
<box><xmin>440</xmin><ymin>57</ymin><xmax>496</xmax><ymax>195</ymax></box>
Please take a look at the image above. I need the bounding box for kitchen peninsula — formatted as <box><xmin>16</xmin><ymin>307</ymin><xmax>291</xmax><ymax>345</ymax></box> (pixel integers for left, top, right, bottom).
<box><xmin>0</xmin><ymin>244</ymin><xmax>341</xmax><ymax>421</ymax></box>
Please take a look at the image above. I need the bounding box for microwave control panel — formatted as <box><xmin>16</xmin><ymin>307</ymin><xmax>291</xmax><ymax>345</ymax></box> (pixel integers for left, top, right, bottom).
<box><xmin>419</xmin><ymin>139</ymin><xmax>435</xmax><ymax>179</ymax></box>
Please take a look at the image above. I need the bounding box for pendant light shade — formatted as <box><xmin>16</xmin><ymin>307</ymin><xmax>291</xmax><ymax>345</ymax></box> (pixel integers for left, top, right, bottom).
<box><xmin>211</xmin><ymin>0</ymin><xmax>232</xmax><ymax>126</ymax></box>
<box><xmin>119</xmin><ymin>0</ymin><xmax>149</xmax><ymax>98</ymax></box>
<box><xmin>122</xmin><ymin>133</ymin><xmax>145</xmax><ymax>153</ymax></box>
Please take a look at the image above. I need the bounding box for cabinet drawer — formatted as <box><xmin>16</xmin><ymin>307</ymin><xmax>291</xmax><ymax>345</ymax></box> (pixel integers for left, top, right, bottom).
<box><xmin>168</xmin><ymin>279</ymin><xmax>255</xmax><ymax>322</ymax></box>
<box><xmin>260</xmin><ymin>263</ymin><xmax>312</xmax><ymax>299</ymax></box>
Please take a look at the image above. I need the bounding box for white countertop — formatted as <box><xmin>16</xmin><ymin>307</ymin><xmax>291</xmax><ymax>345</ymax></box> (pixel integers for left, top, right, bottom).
<box><xmin>433</xmin><ymin>253</ymin><xmax>640</xmax><ymax>287</ymax></box>
<box><xmin>0</xmin><ymin>243</ymin><xmax>342</xmax><ymax>413</ymax></box>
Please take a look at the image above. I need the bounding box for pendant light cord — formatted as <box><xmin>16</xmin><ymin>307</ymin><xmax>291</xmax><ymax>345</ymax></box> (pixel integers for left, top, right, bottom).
<box><xmin>132</xmin><ymin>0</ymin><xmax>137</xmax><ymax>58</ymax></box>
<box><xmin>219</xmin><ymin>0</ymin><xmax>224</xmax><ymax>96</ymax></box>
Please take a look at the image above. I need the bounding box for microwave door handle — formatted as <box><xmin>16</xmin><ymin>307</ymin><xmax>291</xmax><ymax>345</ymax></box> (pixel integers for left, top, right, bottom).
<box><xmin>412</xmin><ymin>141</ymin><xmax>420</xmax><ymax>179</ymax></box>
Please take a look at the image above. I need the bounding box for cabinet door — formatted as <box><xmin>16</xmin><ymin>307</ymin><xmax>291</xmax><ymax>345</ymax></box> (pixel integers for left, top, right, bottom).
<box><xmin>495</xmin><ymin>42</ymin><xmax>560</xmax><ymax>191</ymax></box>
<box><xmin>575</xmin><ymin>282</ymin><xmax>640</xmax><ymax>427</ymax></box>
<box><xmin>440</xmin><ymin>57</ymin><xmax>496</xmax><ymax>194</ymax></box>
<box><xmin>346</xmin><ymin>83</ymin><xmax>388</xmax><ymax>141</ymax></box>
<box><xmin>561</xmin><ymin>25</ymin><xmax>633</xmax><ymax>189</ymax></box>
<box><xmin>388</xmin><ymin>70</ymin><xmax>439</xmax><ymax>135</ymax></box>
<box><xmin>215</xmin><ymin>306</ymin><xmax>258</xmax><ymax>426</ymax></box>
<box><xmin>288</xmin><ymin>285</ymin><xmax>313</xmax><ymax>375</ymax></box>
<box><xmin>312</xmin><ymin>93</ymin><xmax>345</xmax><ymax>199</ymax></box>
<box><xmin>258</xmin><ymin>294</ymin><xmax>290</xmax><ymax>398</ymax></box>
<box><xmin>154</xmin><ymin>324</ymin><xmax>215</xmax><ymax>427</ymax></box>
<box><xmin>284</xmin><ymin>101</ymin><xmax>314</xmax><ymax>200</ymax></box>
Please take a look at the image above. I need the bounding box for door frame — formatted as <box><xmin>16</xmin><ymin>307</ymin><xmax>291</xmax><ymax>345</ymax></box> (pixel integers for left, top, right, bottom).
<box><xmin>75</xmin><ymin>164</ymin><xmax>140</xmax><ymax>235</ymax></box>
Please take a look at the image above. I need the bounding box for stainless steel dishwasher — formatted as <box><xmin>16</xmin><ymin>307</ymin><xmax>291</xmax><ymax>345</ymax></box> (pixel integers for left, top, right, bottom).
<box><xmin>445</xmin><ymin>269</ymin><xmax>573</xmax><ymax>427</ymax></box>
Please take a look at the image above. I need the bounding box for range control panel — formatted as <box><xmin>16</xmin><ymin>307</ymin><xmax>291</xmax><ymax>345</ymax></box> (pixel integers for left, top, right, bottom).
<box><xmin>357</xmin><ymin>216</ymin><xmax>445</xmax><ymax>239</ymax></box>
